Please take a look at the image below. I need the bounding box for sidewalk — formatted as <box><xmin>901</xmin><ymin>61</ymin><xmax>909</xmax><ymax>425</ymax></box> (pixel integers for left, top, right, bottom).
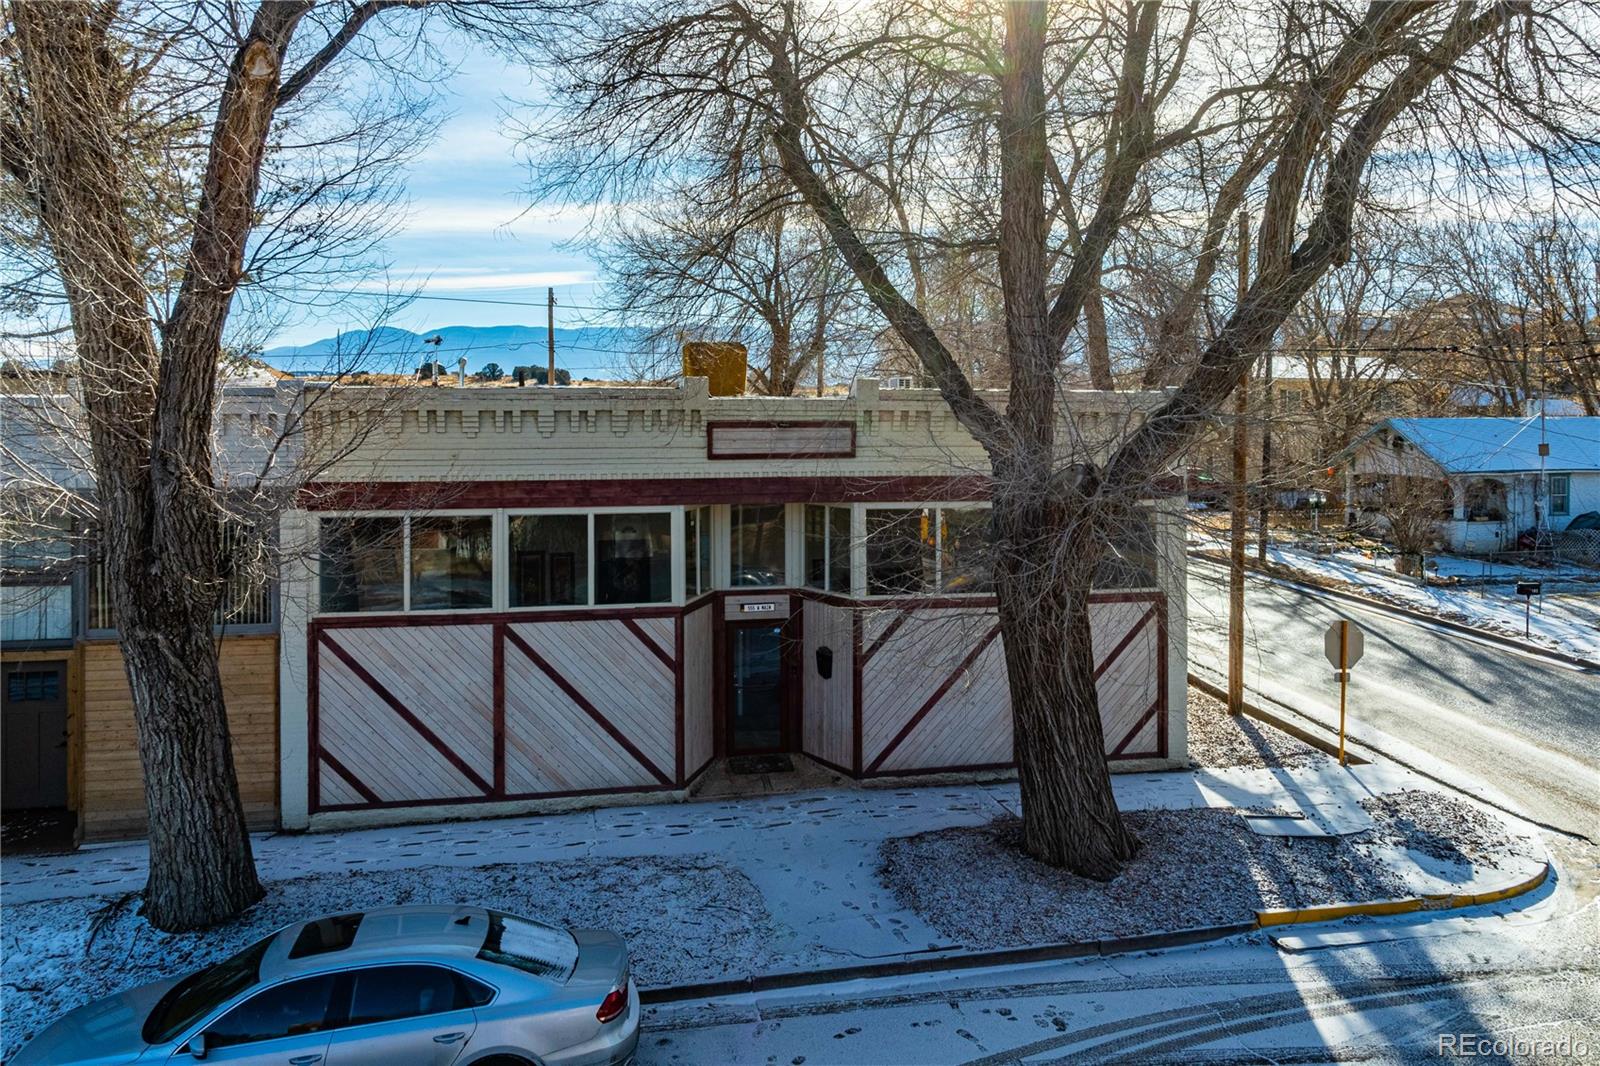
<box><xmin>0</xmin><ymin>758</ymin><xmax>1549</xmax><ymax>1061</ymax></box>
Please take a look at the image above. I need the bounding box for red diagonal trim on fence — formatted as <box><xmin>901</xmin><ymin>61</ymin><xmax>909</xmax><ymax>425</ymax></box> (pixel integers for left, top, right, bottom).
<box><xmin>504</xmin><ymin>627</ymin><xmax>674</xmax><ymax>786</ymax></box>
<box><xmin>320</xmin><ymin>751</ymin><xmax>382</xmax><ymax>805</ymax></box>
<box><xmin>867</xmin><ymin>625</ymin><xmax>1001</xmax><ymax>773</ymax></box>
<box><xmin>1110</xmin><ymin>697</ymin><xmax>1162</xmax><ymax>756</ymax></box>
<box><xmin>621</xmin><ymin>617</ymin><xmax>676</xmax><ymax>672</ymax></box>
<box><xmin>319</xmin><ymin>633</ymin><xmax>493</xmax><ymax>795</ymax></box>
<box><xmin>1093</xmin><ymin>604</ymin><xmax>1157</xmax><ymax>681</ymax></box>
<box><xmin>860</xmin><ymin>609</ymin><xmax>910</xmax><ymax>667</ymax></box>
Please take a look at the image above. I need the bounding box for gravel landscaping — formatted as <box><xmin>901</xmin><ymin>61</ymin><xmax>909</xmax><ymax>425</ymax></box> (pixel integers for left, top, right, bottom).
<box><xmin>878</xmin><ymin>793</ymin><xmax>1530</xmax><ymax>951</ymax></box>
<box><xmin>1185</xmin><ymin>686</ymin><xmax>1329</xmax><ymax>769</ymax></box>
<box><xmin>1361</xmin><ymin>789</ymin><xmax>1528</xmax><ymax>870</ymax></box>
<box><xmin>0</xmin><ymin>855</ymin><xmax>776</xmax><ymax>1061</ymax></box>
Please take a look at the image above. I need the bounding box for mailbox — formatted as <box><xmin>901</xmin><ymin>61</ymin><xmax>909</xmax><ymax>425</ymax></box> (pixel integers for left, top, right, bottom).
<box><xmin>1516</xmin><ymin>580</ymin><xmax>1542</xmax><ymax>597</ymax></box>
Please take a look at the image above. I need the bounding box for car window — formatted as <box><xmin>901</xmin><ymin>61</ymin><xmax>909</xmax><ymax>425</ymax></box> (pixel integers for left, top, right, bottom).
<box><xmin>344</xmin><ymin>965</ymin><xmax>473</xmax><ymax>1027</ymax></box>
<box><xmin>142</xmin><ymin>935</ymin><xmax>275</xmax><ymax>1044</ymax></box>
<box><xmin>478</xmin><ymin>910</ymin><xmax>578</xmax><ymax>982</ymax></box>
<box><xmin>205</xmin><ymin>975</ymin><xmax>336</xmax><ymax>1048</ymax></box>
<box><xmin>289</xmin><ymin>913</ymin><xmax>363</xmax><ymax>959</ymax></box>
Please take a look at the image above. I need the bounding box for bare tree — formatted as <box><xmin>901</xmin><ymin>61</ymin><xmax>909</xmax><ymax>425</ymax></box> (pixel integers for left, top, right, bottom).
<box><xmin>1427</xmin><ymin>218</ymin><xmax>1600</xmax><ymax>416</ymax></box>
<box><xmin>527</xmin><ymin>0</ymin><xmax>1599</xmax><ymax>877</ymax></box>
<box><xmin>597</xmin><ymin>186</ymin><xmax>864</xmax><ymax>392</ymax></box>
<box><xmin>1374</xmin><ymin>476</ymin><xmax>1451</xmax><ymax>575</ymax></box>
<box><xmin>1</xmin><ymin>0</ymin><xmax>559</xmax><ymax>930</ymax></box>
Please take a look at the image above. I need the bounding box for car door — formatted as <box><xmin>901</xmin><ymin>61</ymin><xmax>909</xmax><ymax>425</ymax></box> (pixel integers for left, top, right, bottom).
<box><xmin>321</xmin><ymin>964</ymin><xmax>479</xmax><ymax>1066</ymax></box>
<box><xmin>182</xmin><ymin>973</ymin><xmax>337</xmax><ymax>1066</ymax></box>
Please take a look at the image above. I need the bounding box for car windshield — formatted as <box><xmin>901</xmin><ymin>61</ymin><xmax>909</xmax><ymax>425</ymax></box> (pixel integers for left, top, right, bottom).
<box><xmin>141</xmin><ymin>934</ymin><xmax>275</xmax><ymax>1045</ymax></box>
<box><xmin>477</xmin><ymin>911</ymin><xmax>578</xmax><ymax>982</ymax></box>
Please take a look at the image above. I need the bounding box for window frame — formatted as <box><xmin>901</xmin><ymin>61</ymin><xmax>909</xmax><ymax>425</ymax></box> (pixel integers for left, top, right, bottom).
<box><xmin>325</xmin><ymin>962</ymin><xmax>494</xmax><ymax>1033</ymax></box>
<box><xmin>861</xmin><ymin>502</ymin><xmax>992</xmax><ymax>599</ymax></box>
<box><xmin>728</xmin><ymin>503</ymin><xmax>788</xmax><ymax>589</ymax></box>
<box><xmin>507</xmin><ymin>510</ymin><xmax>593</xmax><ymax>609</ymax></box>
<box><xmin>1549</xmin><ymin>473</ymin><xmax>1571</xmax><ymax>517</ymax></box>
<box><xmin>803</xmin><ymin>503</ymin><xmax>857</xmax><ymax>594</ymax></box>
<box><xmin>314</xmin><ymin>506</ymin><xmax>681</xmax><ymax>617</ymax></box>
<box><xmin>1</xmin><ymin>517</ymin><xmax>78</xmax><ymax>648</ymax></box>
<box><xmin>197</xmin><ymin>973</ymin><xmax>338</xmax><ymax>1051</ymax></box>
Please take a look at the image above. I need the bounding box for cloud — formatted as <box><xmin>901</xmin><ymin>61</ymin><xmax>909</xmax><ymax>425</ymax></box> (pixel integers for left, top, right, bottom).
<box><xmin>394</xmin><ymin>201</ymin><xmax>598</xmax><ymax>238</ymax></box>
<box><xmin>351</xmin><ymin>269</ymin><xmax>595</xmax><ymax>293</ymax></box>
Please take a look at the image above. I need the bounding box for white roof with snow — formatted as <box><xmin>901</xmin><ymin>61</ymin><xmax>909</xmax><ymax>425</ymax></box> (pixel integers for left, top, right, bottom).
<box><xmin>1373</xmin><ymin>417</ymin><xmax>1600</xmax><ymax>474</ymax></box>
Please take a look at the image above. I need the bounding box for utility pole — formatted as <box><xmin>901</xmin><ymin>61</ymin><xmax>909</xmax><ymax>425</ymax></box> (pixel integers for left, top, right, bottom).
<box><xmin>547</xmin><ymin>287</ymin><xmax>557</xmax><ymax>386</ymax></box>
<box><xmin>817</xmin><ymin>345</ymin><xmax>825</xmax><ymax>397</ymax></box>
<box><xmin>1257</xmin><ymin>350</ymin><xmax>1273</xmax><ymax>563</ymax></box>
<box><xmin>1228</xmin><ymin>210</ymin><xmax>1250</xmax><ymax>715</ymax></box>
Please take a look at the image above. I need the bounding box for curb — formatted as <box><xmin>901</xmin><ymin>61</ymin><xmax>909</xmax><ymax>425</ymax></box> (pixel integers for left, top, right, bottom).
<box><xmin>1187</xmin><ymin>672</ymin><xmax>1371</xmax><ymax>766</ymax></box>
<box><xmin>1187</xmin><ymin>549</ymin><xmax>1600</xmax><ymax>671</ymax></box>
<box><xmin>1257</xmin><ymin>860</ymin><xmax>1551</xmax><ymax>927</ymax></box>
<box><xmin>639</xmin><ymin>923</ymin><xmax>1255</xmax><ymax>1005</ymax></box>
<box><xmin>641</xmin><ymin>862</ymin><xmax>1551</xmax><ymax>1004</ymax></box>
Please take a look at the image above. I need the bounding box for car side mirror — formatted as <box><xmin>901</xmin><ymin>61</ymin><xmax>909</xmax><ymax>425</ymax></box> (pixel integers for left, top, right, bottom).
<box><xmin>188</xmin><ymin>1032</ymin><xmax>209</xmax><ymax>1060</ymax></box>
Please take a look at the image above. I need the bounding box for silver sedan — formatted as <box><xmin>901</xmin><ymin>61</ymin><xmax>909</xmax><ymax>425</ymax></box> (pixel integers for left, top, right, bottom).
<box><xmin>13</xmin><ymin>905</ymin><xmax>639</xmax><ymax>1066</ymax></box>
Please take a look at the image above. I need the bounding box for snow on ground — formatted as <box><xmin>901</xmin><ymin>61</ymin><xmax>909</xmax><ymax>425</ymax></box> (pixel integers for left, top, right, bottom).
<box><xmin>0</xmin><ymin>740</ymin><xmax>1547</xmax><ymax>1061</ymax></box>
<box><xmin>877</xmin><ymin>791</ymin><xmax>1534</xmax><ymax>951</ymax></box>
<box><xmin>1189</xmin><ymin>528</ymin><xmax>1600</xmax><ymax>661</ymax></box>
<box><xmin>0</xmin><ymin>856</ymin><xmax>775</xmax><ymax>1061</ymax></box>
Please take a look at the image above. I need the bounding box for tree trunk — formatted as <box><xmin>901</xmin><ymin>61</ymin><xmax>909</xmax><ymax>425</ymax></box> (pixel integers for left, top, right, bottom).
<box><xmin>991</xmin><ymin>507</ymin><xmax>1139</xmax><ymax>877</ymax></box>
<box><xmin>12</xmin><ymin>1</ymin><xmax>264</xmax><ymax>931</ymax></box>
<box><xmin>120</xmin><ymin>605</ymin><xmax>264</xmax><ymax>927</ymax></box>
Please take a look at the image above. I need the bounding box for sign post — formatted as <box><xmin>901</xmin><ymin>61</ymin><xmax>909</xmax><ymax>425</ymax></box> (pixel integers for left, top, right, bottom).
<box><xmin>1323</xmin><ymin>619</ymin><xmax>1364</xmax><ymax>765</ymax></box>
<box><xmin>1515</xmin><ymin>580</ymin><xmax>1542</xmax><ymax>638</ymax></box>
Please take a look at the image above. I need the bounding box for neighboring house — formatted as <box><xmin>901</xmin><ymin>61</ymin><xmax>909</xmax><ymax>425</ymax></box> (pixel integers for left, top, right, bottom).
<box><xmin>1341</xmin><ymin>416</ymin><xmax>1600</xmax><ymax>554</ymax></box>
<box><xmin>2</xmin><ymin>375</ymin><xmax>1190</xmax><ymax>840</ymax></box>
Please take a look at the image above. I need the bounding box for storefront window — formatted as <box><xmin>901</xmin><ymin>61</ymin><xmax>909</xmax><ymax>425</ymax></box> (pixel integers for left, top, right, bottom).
<box><xmin>320</xmin><ymin>517</ymin><xmax>404</xmax><ymax>613</ymax></box>
<box><xmin>731</xmin><ymin>505</ymin><xmax>785</xmax><ymax>587</ymax></box>
<box><xmin>804</xmin><ymin>505</ymin><xmax>854</xmax><ymax>593</ymax></box>
<box><xmin>684</xmin><ymin>506</ymin><xmax>712</xmax><ymax>598</ymax></box>
<box><xmin>510</xmin><ymin>514</ymin><xmax>588</xmax><ymax>606</ymax></box>
<box><xmin>595</xmin><ymin>512</ymin><xmax>671</xmax><ymax>604</ymax></box>
<box><xmin>940</xmin><ymin>508</ymin><xmax>991</xmax><ymax>593</ymax></box>
<box><xmin>828</xmin><ymin>506</ymin><xmax>851</xmax><ymax>593</ymax></box>
<box><xmin>803</xmin><ymin>505</ymin><xmax>827</xmax><ymax>589</ymax></box>
<box><xmin>1095</xmin><ymin>510</ymin><xmax>1159</xmax><ymax>589</ymax></box>
<box><xmin>409</xmin><ymin>516</ymin><xmax>493</xmax><ymax>610</ymax></box>
<box><xmin>866</xmin><ymin>508</ymin><xmax>934</xmax><ymax>595</ymax></box>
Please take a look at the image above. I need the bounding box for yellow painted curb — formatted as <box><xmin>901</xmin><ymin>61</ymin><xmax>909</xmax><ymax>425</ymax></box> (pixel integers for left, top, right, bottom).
<box><xmin>1255</xmin><ymin>862</ymin><xmax>1551</xmax><ymax>929</ymax></box>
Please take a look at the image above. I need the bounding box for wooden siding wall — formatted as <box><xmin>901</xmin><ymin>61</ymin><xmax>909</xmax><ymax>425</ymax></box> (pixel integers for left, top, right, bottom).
<box><xmin>311</xmin><ymin>612</ymin><xmax>682</xmax><ymax>813</ymax></box>
<box><xmin>801</xmin><ymin>598</ymin><xmax>855</xmax><ymax>772</ymax></box>
<box><xmin>857</xmin><ymin>594</ymin><xmax>1166</xmax><ymax>776</ymax></box>
<box><xmin>80</xmin><ymin>636</ymin><xmax>279</xmax><ymax>839</ymax></box>
<box><xmin>681</xmin><ymin>601</ymin><xmax>716</xmax><ymax>781</ymax></box>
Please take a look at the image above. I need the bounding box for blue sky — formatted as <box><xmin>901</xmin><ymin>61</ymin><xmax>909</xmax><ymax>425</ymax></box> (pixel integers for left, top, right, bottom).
<box><xmin>265</xmin><ymin>35</ymin><xmax>606</xmax><ymax>347</ymax></box>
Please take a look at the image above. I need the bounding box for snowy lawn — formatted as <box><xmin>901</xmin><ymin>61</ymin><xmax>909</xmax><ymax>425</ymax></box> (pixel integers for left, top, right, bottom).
<box><xmin>0</xmin><ymin>855</ymin><xmax>775</xmax><ymax>1061</ymax></box>
<box><xmin>878</xmin><ymin>792</ymin><xmax>1532</xmax><ymax>950</ymax></box>
<box><xmin>1190</xmin><ymin>528</ymin><xmax>1600</xmax><ymax>661</ymax></box>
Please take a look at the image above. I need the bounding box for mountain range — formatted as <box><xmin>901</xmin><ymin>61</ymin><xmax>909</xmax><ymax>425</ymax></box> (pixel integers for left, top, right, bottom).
<box><xmin>261</xmin><ymin>324</ymin><xmax>655</xmax><ymax>379</ymax></box>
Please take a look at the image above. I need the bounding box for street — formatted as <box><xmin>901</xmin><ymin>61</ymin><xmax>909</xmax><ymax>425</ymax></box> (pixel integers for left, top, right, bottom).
<box><xmin>1187</xmin><ymin>557</ymin><xmax>1600</xmax><ymax>841</ymax></box>
<box><xmin>638</xmin><ymin>837</ymin><xmax>1599</xmax><ymax>1064</ymax></box>
<box><xmin>632</xmin><ymin>564</ymin><xmax>1600</xmax><ymax>1065</ymax></box>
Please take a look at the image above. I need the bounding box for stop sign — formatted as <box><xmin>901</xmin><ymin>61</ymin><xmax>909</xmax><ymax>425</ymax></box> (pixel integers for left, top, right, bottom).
<box><xmin>1324</xmin><ymin>619</ymin><xmax>1364</xmax><ymax>670</ymax></box>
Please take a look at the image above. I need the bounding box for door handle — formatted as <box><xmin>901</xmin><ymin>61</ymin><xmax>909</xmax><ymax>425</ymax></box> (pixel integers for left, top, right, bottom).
<box><xmin>289</xmin><ymin>1056</ymin><xmax>323</xmax><ymax>1065</ymax></box>
<box><xmin>433</xmin><ymin>1032</ymin><xmax>466</xmax><ymax>1044</ymax></box>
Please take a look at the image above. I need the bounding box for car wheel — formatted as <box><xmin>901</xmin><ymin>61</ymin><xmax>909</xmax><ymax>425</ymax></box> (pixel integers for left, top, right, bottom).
<box><xmin>471</xmin><ymin>1057</ymin><xmax>539</xmax><ymax>1066</ymax></box>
